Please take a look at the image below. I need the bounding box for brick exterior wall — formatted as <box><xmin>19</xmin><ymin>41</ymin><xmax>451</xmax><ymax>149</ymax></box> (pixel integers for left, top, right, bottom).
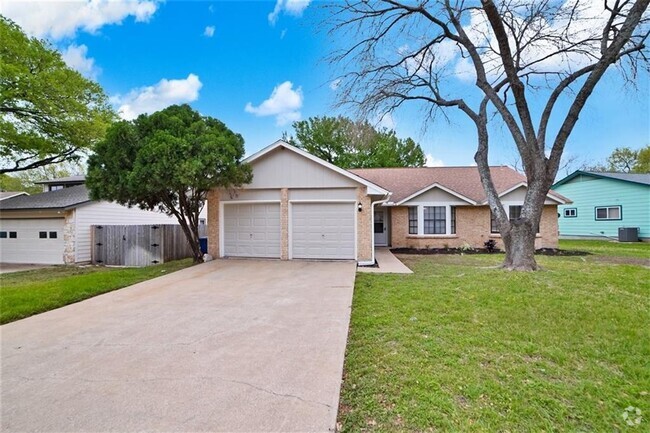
<box><xmin>356</xmin><ymin>186</ymin><xmax>373</xmax><ymax>262</ymax></box>
<box><xmin>207</xmin><ymin>189</ymin><xmax>220</xmax><ymax>258</ymax></box>
<box><xmin>390</xmin><ymin>205</ymin><xmax>559</xmax><ymax>250</ymax></box>
<box><xmin>63</xmin><ymin>209</ymin><xmax>76</xmax><ymax>264</ymax></box>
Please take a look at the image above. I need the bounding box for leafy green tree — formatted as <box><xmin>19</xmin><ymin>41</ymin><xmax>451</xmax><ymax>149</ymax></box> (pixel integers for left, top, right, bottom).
<box><xmin>0</xmin><ymin>17</ymin><xmax>114</xmax><ymax>174</ymax></box>
<box><xmin>0</xmin><ymin>174</ymin><xmax>40</xmax><ymax>194</ymax></box>
<box><xmin>289</xmin><ymin>116</ymin><xmax>426</xmax><ymax>169</ymax></box>
<box><xmin>86</xmin><ymin>105</ymin><xmax>252</xmax><ymax>263</ymax></box>
<box><xmin>632</xmin><ymin>145</ymin><xmax>650</xmax><ymax>173</ymax></box>
<box><xmin>607</xmin><ymin>147</ymin><xmax>639</xmax><ymax>172</ymax></box>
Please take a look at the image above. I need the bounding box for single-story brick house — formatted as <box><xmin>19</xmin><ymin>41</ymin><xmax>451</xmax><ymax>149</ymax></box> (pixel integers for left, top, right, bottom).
<box><xmin>207</xmin><ymin>140</ymin><xmax>570</xmax><ymax>265</ymax></box>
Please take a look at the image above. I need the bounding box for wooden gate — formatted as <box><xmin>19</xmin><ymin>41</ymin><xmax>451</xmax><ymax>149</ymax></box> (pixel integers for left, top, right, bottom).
<box><xmin>92</xmin><ymin>224</ymin><xmax>195</xmax><ymax>266</ymax></box>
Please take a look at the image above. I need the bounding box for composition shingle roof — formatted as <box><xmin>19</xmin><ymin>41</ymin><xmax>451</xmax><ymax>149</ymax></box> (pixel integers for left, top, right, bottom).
<box><xmin>0</xmin><ymin>185</ymin><xmax>90</xmax><ymax>210</ymax></box>
<box><xmin>350</xmin><ymin>166</ymin><xmax>569</xmax><ymax>204</ymax></box>
<box><xmin>584</xmin><ymin>172</ymin><xmax>650</xmax><ymax>186</ymax></box>
<box><xmin>0</xmin><ymin>191</ymin><xmax>28</xmax><ymax>200</ymax></box>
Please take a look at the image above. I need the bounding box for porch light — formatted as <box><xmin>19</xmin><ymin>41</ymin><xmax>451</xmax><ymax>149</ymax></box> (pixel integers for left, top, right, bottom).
<box><xmin>358</xmin><ymin>202</ymin><xmax>363</xmax><ymax>212</ymax></box>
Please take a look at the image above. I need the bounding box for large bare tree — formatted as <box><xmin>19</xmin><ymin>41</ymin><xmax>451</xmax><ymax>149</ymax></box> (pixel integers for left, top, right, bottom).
<box><xmin>328</xmin><ymin>0</ymin><xmax>649</xmax><ymax>270</ymax></box>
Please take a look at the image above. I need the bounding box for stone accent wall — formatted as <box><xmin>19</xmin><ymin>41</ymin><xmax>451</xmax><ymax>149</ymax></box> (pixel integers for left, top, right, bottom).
<box><xmin>63</xmin><ymin>209</ymin><xmax>76</xmax><ymax>264</ymax></box>
<box><xmin>207</xmin><ymin>189</ymin><xmax>220</xmax><ymax>258</ymax></box>
<box><xmin>390</xmin><ymin>205</ymin><xmax>559</xmax><ymax>250</ymax></box>
<box><xmin>280</xmin><ymin>188</ymin><xmax>289</xmax><ymax>260</ymax></box>
<box><xmin>356</xmin><ymin>186</ymin><xmax>373</xmax><ymax>262</ymax></box>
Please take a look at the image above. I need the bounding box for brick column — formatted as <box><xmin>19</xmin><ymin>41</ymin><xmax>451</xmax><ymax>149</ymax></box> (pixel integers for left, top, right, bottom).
<box><xmin>207</xmin><ymin>189</ymin><xmax>220</xmax><ymax>258</ymax></box>
<box><xmin>356</xmin><ymin>186</ymin><xmax>372</xmax><ymax>262</ymax></box>
<box><xmin>280</xmin><ymin>188</ymin><xmax>289</xmax><ymax>260</ymax></box>
<box><xmin>63</xmin><ymin>209</ymin><xmax>76</xmax><ymax>264</ymax></box>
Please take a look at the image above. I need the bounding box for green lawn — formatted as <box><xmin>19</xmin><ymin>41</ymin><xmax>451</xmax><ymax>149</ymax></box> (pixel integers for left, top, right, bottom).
<box><xmin>559</xmin><ymin>239</ymin><xmax>650</xmax><ymax>259</ymax></box>
<box><xmin>340</xmin><ymin>242</ymin><xmax>650</xmax><ymax>431</ymax></box>
<box><xmin>0</xmin><ymin>260</ymin><xmax>193</xmax><ymax>324</ymax></box>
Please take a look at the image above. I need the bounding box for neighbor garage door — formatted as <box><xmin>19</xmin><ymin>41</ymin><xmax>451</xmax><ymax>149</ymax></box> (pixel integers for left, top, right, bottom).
<box><xmin>0</xmin><ymin>218</ymin><xmax>65</xmax><ymax>264</ymax></box>
<box><xmin>291</xmin><ymin>202</ymin><xmax>355</xmax><ymax>260</ymax></box>
<box><xmin>223</xmin><ymin>203</ymin><xmax>281</xmax><ymax>258</ymax></box>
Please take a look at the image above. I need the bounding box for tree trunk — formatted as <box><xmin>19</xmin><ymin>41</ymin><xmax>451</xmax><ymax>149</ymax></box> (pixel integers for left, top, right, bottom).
<box><xmin>501</xmin><ymin>220</ymin><xmax>538</xmax><ymax>271</ymax></box>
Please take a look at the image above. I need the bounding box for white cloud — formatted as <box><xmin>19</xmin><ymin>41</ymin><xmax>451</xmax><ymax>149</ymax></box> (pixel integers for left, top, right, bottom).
<box><xmin>280</xmin><ymin>29</ymin><xmax>287</xmax><ymax>39</ymax></box>
<box><xmin>425</xmin><ymin>154</ymin><xmax>445</xmax><ymax>167</ymax></box>
<box><xmin>329</xmin><ymin>78</ymin><xmax>341</xmax><ymax>91</ymax></box>
<box><xmin>245</xmin><ymin>81</ymin><xmax>303</xmax><ymax>126</ymax></box>
<box><xmin>60</xmin><ymin>44</ymin><xmax>101</xmax><ymax>79</ymax></box>
<box><xmin>204</xmin><ymin>26</ymin><xmax>215</xmax><ymax>37</ymax></box>
<box><xmin>268</xmin><ymin>0</ymin><xmax>311</xmax><ymax>26</ymax></box>
<box><xmin>114</xmin><ymin>74</ymin><xmax>203</xmax><ymax>120</ymax></box>
<box><xmin>1</xmin><ymin>0</ymin><xmax>158</xmax><ymax>40</ymax></box>
<box><xmin>376</xmin><ymin>112</ymin><xmax>395</xmax><ymax>130</ymax></box>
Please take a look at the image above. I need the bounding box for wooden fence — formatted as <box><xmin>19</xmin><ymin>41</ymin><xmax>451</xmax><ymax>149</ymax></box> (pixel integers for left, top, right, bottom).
<box><xmin>92</xmin><ymin>224</ymin><xmax>196</xmax><ymax>266</ymax></box>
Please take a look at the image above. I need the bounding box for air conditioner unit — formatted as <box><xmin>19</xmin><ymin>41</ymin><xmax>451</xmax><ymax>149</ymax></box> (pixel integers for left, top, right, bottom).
<box><xmin>618</xmin><ymin>227</ymin><xmax>639</xmax><ymax>242</ymax></box>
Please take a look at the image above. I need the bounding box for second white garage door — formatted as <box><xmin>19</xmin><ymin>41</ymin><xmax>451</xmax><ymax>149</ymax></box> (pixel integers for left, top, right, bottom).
<box><xmin>291</xmin><ymin>202</ymin><xmax>355</xmax><ymax>260</ymax></box>
<box><xmin>223</xmin><ymin>203</ymin><xmax>281</xmax><ymax>258</ymax></box>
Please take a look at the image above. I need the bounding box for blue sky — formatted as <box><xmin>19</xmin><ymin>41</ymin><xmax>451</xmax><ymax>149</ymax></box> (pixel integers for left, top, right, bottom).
<box><xmin>3</xmin><ymin>0</ymin><xmax>649</xmax><ymax>172</ymax></box>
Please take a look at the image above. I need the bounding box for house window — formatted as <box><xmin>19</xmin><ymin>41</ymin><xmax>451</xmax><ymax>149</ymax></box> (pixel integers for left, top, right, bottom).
<box><xmin>39</xmin><ymin>231</ymin><xmax>47</xmax><ymax>239</ymax></box>
<box><xmin>509</xmin><ymin>205</ymin><xmax>523</xmax><ymax>220</ymax></box>
<box><xmin>450</xmin><ymin>206</ymin><xmax>456</xmax><ymax>235</ymax></box>
<box><xmin>424</xmin><ymin>206</ymin><xmax>445</xmax><ymax>234</ymax></box>
<box><xmin>564</xmin><ymin>208</ymin><xmax>577</xmax><ymax>218</ymax></box>
<box><xmin>49</xmin><ymin>185</ymin><xmax>64</xmax><ymax>191</ymax></box>
<box><xmin>408</xmin><ymin>206</ymin><xmax>418</xmax><ymax>235</ymax></box>
<box><xmin>9</xmin><ymin>231</ymin><xmax>17</xmax><ymax>238</ymax></box>
<box><xmin>49</xmin><ymin>231</ymin><xmax>57</xmax><ymax>239</ymax></box>
<box><xmin>490</xmin><ymin>211</ymin><xmax>499</xmax><ymax>233</ymax></box>
<box><xmin>595</xmin><ymin>206</ymin><xmax>621</xmax><ymax>220</ymax></box>
<box><xmin>0</xmin><ymin>231</ymin><xmax>6</xmax><ymax>238</ymax></box>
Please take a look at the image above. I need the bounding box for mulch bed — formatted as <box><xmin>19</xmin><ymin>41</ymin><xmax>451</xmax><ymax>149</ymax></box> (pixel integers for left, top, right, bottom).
<box><xmin>391</xmin><ymin>248</ymin><xmax>591</xmax><ymax>257</ymax></box>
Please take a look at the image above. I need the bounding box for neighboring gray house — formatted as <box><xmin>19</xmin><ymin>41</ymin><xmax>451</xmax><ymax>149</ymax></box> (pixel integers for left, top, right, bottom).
<box><xmin>0</xmin><ymin>177</ymin><xmax>204</xmax><ymax>264</ymax></box>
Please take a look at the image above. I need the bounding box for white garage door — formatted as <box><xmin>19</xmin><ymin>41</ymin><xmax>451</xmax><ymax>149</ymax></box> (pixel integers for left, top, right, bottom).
<box><xmin>0</xmin><ymin>219</ymin><xmax>65</xmax><ymax>264</ymax></box>
<box><xmin>223</xmin><ymin>203</ymin><xmax>281</xmax><ymax>258</ymax></box>
<box><xmin>291</xmin><ymin>202</ymin><xmax>355</xmax><ymax>260</ymax></box>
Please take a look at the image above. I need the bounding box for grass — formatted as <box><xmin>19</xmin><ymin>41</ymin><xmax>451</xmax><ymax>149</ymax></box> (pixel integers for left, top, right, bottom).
<box><xmin>559</xmin><ymin>239</ymin><xmax>650</xmax><ymax>259</ymax></box>
<box><xmin>339</xmin><ymin>241</ymin><xmax>650</xmax><ymax>432</ymax></box>
<box><xmin>0</xmin><ymin>259</ymin><xmax>193</xmax><ymax>324</ymax></box>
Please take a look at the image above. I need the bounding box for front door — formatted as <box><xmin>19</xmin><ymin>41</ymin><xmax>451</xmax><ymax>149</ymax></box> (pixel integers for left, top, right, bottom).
<box><xmin>374</xmin><ymin>209</ymin><xmax>387</xmax><ymax>246</ymax></box>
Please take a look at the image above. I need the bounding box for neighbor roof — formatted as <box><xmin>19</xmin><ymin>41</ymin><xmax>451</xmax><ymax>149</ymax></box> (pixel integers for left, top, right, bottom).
<box><xmin>34</xmin><ymin>175</ymin><xmax>86</xmax><ymax>185</ymax></box>
<box><xmin>0</xmin><ymin>191</ymin><xmax>28</xmax><ymax>201</ymax></box>
<box><xmin>553</xmin><ymin>170</ymin><xmax>650</xmax><ymax>188</ymax></box>
<box><xmin>0</xmin><ymin>185</ymin><xmax>90</xmax><ymax>210</ymax></box>
<box><xmin>350</xmin><ymin>166</ymin><xmax>570</xmax><ymax>204</ymax></box>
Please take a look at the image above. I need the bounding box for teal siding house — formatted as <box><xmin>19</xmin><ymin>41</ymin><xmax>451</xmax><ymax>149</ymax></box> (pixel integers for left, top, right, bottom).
<box><xmin>552</xmin><ymin>171</ymin><xmax>650</xmax><ymax>240</ymax></box>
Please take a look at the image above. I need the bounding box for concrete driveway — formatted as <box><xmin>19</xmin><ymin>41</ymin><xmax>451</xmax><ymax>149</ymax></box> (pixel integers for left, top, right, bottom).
<box><xmin>1</xmin><ymin>259</ymin><xmax>356</xmax><ymax>432</ymax></box>
<box><xmin>0</xmin><ymin>263</ymin><xmax>50</xmax><ymax>274</ymax></box>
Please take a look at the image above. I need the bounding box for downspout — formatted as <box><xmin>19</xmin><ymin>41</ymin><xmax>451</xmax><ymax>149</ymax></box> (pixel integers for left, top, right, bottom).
<box><xmin>358</xmin><ymin>192</ymin><xmax>392</xmax><ymax>267</ymax></box>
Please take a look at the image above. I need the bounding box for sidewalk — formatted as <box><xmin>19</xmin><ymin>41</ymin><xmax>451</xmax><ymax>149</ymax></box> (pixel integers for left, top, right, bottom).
<box><xmin>358</xmin><ymin>247</ymin><xmax>412</xmax><ymax>274</ymax></box>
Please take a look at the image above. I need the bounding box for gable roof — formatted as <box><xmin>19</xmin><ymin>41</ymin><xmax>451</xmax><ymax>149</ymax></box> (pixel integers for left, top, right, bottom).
<box><xmin>0</xmin><ymin>185</ymin><xmax>90</xmax><ymax>211</ymax></box>
<box><xmin>0</xmin><ymin>191</ymin><xmax>28</xmax><ymax>201</ymax></box>
<box><xmin>350</xmin><ymin>166</ymin><xmax>570</xmax><ymax>204</ymax></box>
<box><xmin>553</xmin><ymin>170</ymin><xmax>650</xmax><ymax>188</ymax></box>
<box><xmin>245</xmin><ymin>140</ymin><xmax>390</xmax><ymax>196</ymax></box>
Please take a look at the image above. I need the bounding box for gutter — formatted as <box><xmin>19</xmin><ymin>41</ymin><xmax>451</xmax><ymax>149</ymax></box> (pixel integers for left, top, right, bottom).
<box><xmin>358</xmin><ymin>192</ymin><xmax>392</xmax><ymax>267</ymax></box>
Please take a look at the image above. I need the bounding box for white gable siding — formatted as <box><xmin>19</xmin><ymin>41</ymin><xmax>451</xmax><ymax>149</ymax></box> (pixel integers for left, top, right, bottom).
<box><xmin>220</xmin><ymin>189</ymin><xmax>281</xmax><ymax>202</ymax></box>
<box><xmin>403</xmin><ymin>187</ymin><xmax>469</xmax><ymax>205</ymax></box>
<box><xmin>74</xmin><ymin>201</ymin><xmax>179</xmax><ymax>262</ymax></box>
<box><xmin>501</xmin><ymin>186</ymin><xmax>558</xmax><ymax>204</ymax></box>
<box><xmin>247</xmin><ymin>149</ymin><xmax>358</xmax><ymax>189</ymax></box>
<box><xmin>290</xmin><ymin>188</ymin><xmax>357</xmax><ymax>200</ymax></box>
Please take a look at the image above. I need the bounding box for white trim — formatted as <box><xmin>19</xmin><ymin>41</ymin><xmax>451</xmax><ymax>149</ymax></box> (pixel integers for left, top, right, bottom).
<box><xmin>244</xmin><ymin>140</ymin><xmax>390</xmax><ymax>196</ymax></box>
<box><xmin>487</xmin><ymin>181</ymin><xmax>570</xmax><ymax>205</ymax></box>
<box><xmin>374</xmin><ymin>208</ymin><xmax>388</xmax><ymax>247</ymax></box>
<box><xmin>365</xmin><ymin>193</ymin><xmax>392</xmax><ymax>266</ymax></box>
<box><xmin>0</xmin><ymin>192</ymin><xmax>28</xmax><ymax>201</ymax></box>
<box><xmin>396</xmin><ymin>183</ymin><xmax>477</xmax><ymax>205</ymax></box>
<box><xmin>288</xmin><ymin>199</ymin><xmax>357</xmax><ymax>203</ymax></box>
<box><xmin>219</xmin><ymin>200</ymin><xmax>281</xmax><ymax>258</ymax></box>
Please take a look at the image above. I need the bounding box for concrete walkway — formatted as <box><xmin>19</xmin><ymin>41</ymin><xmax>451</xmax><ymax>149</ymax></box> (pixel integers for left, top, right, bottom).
<box><xmin>1</xmin><ymin>259</ymin><xmax>356</xmax><ymax>432</ymax></box>
<box><xmin>0</xmin><ymin>263</ymin><xmax>50</xmax><ymax>274</ymax></box>
<box><xmin>358</xmin><ymin>247</ymin><xmax>413</xmax><ymax>274</ymax></box>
